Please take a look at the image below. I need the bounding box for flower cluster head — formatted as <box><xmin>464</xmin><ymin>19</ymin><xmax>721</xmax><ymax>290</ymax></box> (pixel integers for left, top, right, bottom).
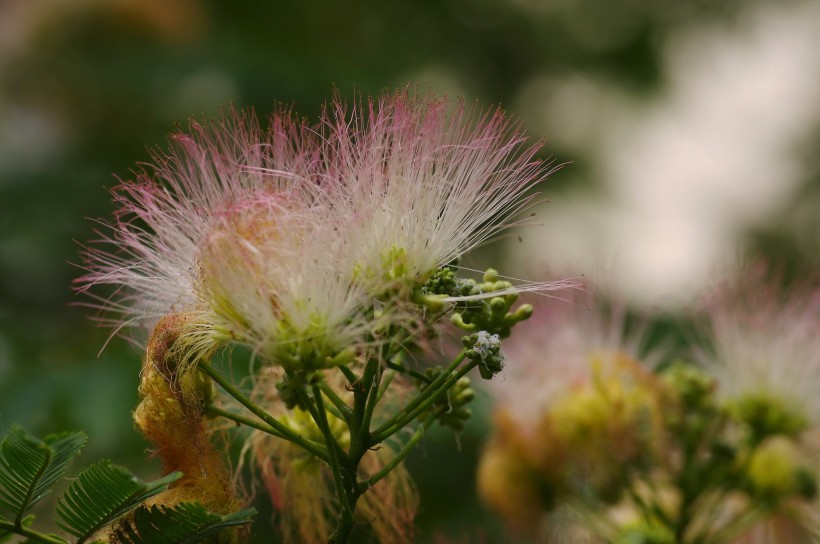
<box><xmin>75</xmin><ymin>89</ymin><xmax>562</xmax><ymax>372</ymax></box>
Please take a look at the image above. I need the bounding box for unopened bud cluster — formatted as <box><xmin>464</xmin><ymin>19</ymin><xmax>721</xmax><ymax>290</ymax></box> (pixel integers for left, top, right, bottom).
<box><xmin>419</xmin><ymin>368</ymin><xmax>476</xmax><ymax>432</ymax></box>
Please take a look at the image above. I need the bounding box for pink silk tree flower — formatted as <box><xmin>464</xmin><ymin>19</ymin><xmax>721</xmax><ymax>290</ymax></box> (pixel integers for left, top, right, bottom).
<box><xmin>695</xmin><ymin>266</ymin><xmax>820</xmax><ymax>428</ymax></box>
<box><xmin>75</xmin><ymin>108</ymin><xmax>322</xmax><ymax>358</ymax></box>
<box><xmin>197</xmin><ymin>195</ymin><xmax>376</xmax><ymax>370</ymax></box>
<box><xmin>76</xmin><ymin>90</ymin><xmax>561</xmax><ymax>369</ymax></box>
<box><xmin>321</xmin><ymin>91</ymin><xmax>559</xmax><ymax>296</ymax></box>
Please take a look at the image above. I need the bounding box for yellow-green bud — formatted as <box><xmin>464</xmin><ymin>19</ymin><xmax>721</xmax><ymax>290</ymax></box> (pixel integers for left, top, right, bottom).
<box><xmin>747</xmin><ymin>436</ymin><xmax>802</xmax><ymax>497</ymax></box>
<box><xmin>483</xmin><ymin>268</ymin><xmax>499</xmax><ymax>283</ymax></box>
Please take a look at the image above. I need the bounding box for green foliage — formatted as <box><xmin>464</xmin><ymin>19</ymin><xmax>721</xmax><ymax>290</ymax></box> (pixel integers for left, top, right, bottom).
<box><xmin>0</xmin><ymin>426</ymin><xmax>86</xmax><ymax>522</ymax></box>
<box><xmin>57</xmin><ymin>461</ymin><xmax>182</xmax><ymax>543</ymax></box>
<box><xmin>0</xmin><ymin>427</ymin><xmax>254</xmax><ymax>544</ymax></box>
<box><xmin>110</xmin><ymin>503</ymin><xmax>255</xmax><ymax>544</ymax></box>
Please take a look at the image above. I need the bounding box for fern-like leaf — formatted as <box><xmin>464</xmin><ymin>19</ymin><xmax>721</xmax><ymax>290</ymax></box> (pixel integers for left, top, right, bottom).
<box><xmin>57</xmin><ymin>461</ymin><xmax>182</xmax><ymax>543</ymax></box>
<box><xmin>112</xmin><ymin>503</ymin><xmax>255</xmax><ymax>544</ymax></box>
<box><xmin>0</xmin><ymin>426</ymin><xmax>86</xmax><ymax>523</ymax></box>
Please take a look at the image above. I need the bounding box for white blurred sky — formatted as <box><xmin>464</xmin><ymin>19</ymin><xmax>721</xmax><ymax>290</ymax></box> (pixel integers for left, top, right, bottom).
<box><xmin>506</xmin><ymin>1</ymin><xmax>820</xmax><ymax>307</ymax></box>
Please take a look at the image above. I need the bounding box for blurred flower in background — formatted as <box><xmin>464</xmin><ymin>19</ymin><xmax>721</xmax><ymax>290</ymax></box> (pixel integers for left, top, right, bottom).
<box><xmin>696</xmin><ymin>265</ymin><xmax>820</xmax><ymax>542</ymax></box>
<box><xmin>478</xmin><ymin>269</ymin><xmax>820</xmax><ymax>542</ymax></box>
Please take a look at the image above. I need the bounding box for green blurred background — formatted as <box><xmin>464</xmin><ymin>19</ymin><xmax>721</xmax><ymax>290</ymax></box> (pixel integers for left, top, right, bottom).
<box><xmin>1</xmin><ymin>0</ymin><xmax>818</xmax><ymax>541</ymax></box>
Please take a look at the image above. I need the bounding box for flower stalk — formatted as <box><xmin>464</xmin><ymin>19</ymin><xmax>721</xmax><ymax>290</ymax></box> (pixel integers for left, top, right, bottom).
<box><xmin>198</xmin><ymin>361</ymin><xmax>330</xmax><ymax>463</ymax></box>
<box><xmin>196</xmin><ymin>323</ymin><xmax>500</xmax><ymax>542</ymax></box>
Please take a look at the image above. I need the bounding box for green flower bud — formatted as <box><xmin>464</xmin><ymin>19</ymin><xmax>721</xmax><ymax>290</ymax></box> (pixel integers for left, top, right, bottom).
<box><xmin>438</xmin><ymin>407</ymin><xmax>472</xmax><ymax>432</ymax></box>
<box><xmin>490</xmin><ymin>296</ymin><xmax>507</xmax><ymax>314</ymax></box>
<box><xmin>451</xmin><ymin>377</ymin><xmax>476</xmax><ymax>405</ymax></box>
<box><xmin>420</xmin><ymin>265</ymin><xmax>459</xmax><ymax>297</ymax></box>
<box><xmin>412</xmin><ymin>291</ymin><xmax>449</xmax><ymax>311</ymax></box>
<box><xmin>421</xmin><ymin>372</ymin><xmax>476</xmax><ymax>431</ymax></box>
<box><xmin>483</xmin><ymin>268</ymin><xmax>499</xmax><ymax>283</ymax></box>
<box><xmin>747</xmin><ymin>436</ymin><xmax>803</xmax><ymax>498</ymax></box>
<box><xmin>184</xmin><ymin>368</ymin><xmax>217</xmax><ymax>407</ymax></box>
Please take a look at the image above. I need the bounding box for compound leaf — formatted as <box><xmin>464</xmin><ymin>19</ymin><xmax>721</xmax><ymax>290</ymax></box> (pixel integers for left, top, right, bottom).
<box><xmin>57</xmin><ymin>460</ymin><xmax>181</xmax><ymax>543</ymax></box>
<box><xmin>112</xmin><ymin>502</ymin><xmax>255</xmax><ymax>544</ymax></box>
<box><xmin>0</xmin><ymin>426</ymin><xmax>86</xmax><ymax>523</ymax></box>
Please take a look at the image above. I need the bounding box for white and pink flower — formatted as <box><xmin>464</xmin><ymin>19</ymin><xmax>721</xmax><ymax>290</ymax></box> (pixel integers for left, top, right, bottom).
<box><xmin>76</xmin><ymin>90</ymin><xmax>560</xmax><ymax>367</ymax></box>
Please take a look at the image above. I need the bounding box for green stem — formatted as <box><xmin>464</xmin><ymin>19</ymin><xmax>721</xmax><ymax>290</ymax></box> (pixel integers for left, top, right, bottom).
<box><xmin>377</xmin><ymin>350</ymin><xmax>466</xmax><ymax>434</ymax></box>
<box><xmin>18</xmin><ymin>442</ymin><xmax>51</xmax><ymax>526</ymax></box>
<box><xmin>359</xmin><ymin>361</ymin><xmax>382</xmax><ymax>447</ymax></box>
<box><xmin>198</xmin><ymin>361</ymin><xmax>329</xmax><ymax>462</ymax></box>
<box><xmin>359</xmin><ymin>329</ymin><xmax>410</xmax><ymax>439</ymax></box>
<box><xmin>347</xmin><ymin>356</ymin><xmax>378</xmax><ymax>460</ymax></box>
<box><xmin>359</xmin><ymin>414</ymin><xmax>434</xmax><ymax>492</ymax></box>
<box><xmin>204</xmin><ymin>405</ymin><xmax>328</xmax><ymax>460</ymax></box>
<box><xmin>330</xmin><ymin>339</ymin><xmax>396</xmax><ymax>542</ymax></box>
<box><xmin>370</xmin><ymin>349</ymin><xmax>468</xmax><ymax>440</ymax></box>
<box><xmin>310</xmin><ymin>385</ymin><xmax>357</xmax><ymax>539</ymax></box>
<box><xmin>0</xmin><ymin>520</ymin><xmax>67</xmax><ymax>544</ymax></box>
<box><xmin>386</xmin><ymin>360</ymin><xmax>432</xmax><ymax>383</ymax></box>
<box><xmin>338</xmin><ymin>364</ymin><xmax>359</xmax><ymax>386</ymax></box>
<box><xmin>319</xmin><ymin>382</ymin><xmax>353</xmax><ymax>421</ymax></box>
<box><xmin>376</xmin><ymin>369</ymin><xmax>396</xmax><ymax>403</ymax></box>
<box><xmin>290</xmin><ymin>383</ymin><xmax>349</xmax><ymax>464</ymax></box>
<box><xmin>673</xmin><ymin>407</ymin><xmax>727</xmax><ymax>542</ymax></box>
<box><xmin>371</xmin><ymin>359</ymin><xmax>477</xmax><ymax>444</ymax></box>
<box><xmin>205</xmin><ymin>405</ymin><xmax>286</xmax><ymax>436</ymax></box>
